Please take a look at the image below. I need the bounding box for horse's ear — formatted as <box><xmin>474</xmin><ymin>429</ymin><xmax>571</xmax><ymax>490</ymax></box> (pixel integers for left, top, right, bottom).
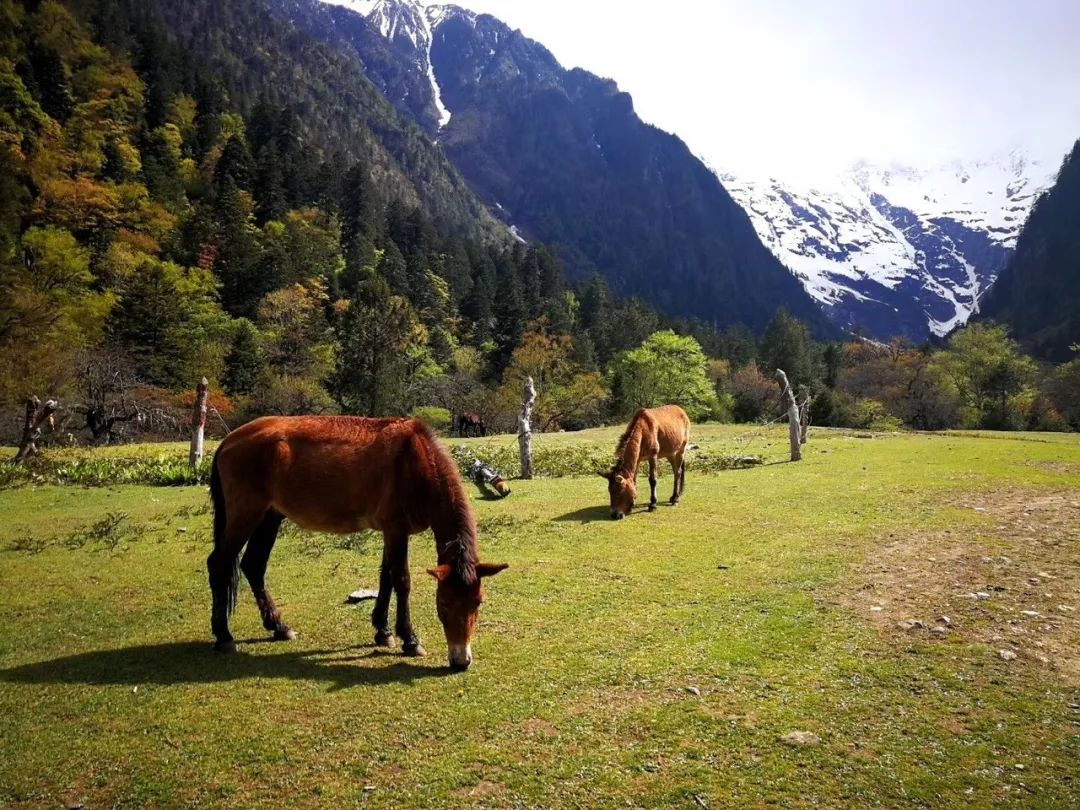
<box><xmin>476</xmin><ymin>562</ymin><xmax>509</xmax><ymax>578</ymax></box>
<box><xmin>426</xmin><ymin>564</ymin><xmax>452</xmax><ymax>582</ymax></box>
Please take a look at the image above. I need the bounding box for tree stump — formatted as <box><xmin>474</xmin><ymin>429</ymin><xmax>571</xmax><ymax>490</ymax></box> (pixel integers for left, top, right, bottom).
<box><xmin>775</xmin><ymin>369</ymin><xmax>802</xmax><ymax>462</ymax></box>
<box><xmin>189</xmin><ymin>377</ymin><xmax>209</xmax><ymax>469</ymax></box>
<box><xmin>13</xmin><ymin>396</ymin><xmax>59</xmax><ymax>463</ymax></box>
<box><xmin>517</xmin><ymin>376</ymin><xmax>536</xmax><ymax>479</ymax></box>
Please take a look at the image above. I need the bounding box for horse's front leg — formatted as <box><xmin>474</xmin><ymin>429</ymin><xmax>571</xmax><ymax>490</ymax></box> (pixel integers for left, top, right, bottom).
<box><xmin>392</xmin><ymin>539</ymin><xmax>425</xmax><ymax>657</ymax></box>
<box><xmin>647</xmin><ymin>457</ymin><xmax>658</xmax><ymax>512</ymax></box>
<box><xmin>372</xmin><ymin>544</ymin><xmax>395</xmax><ymax>648</ymax></box>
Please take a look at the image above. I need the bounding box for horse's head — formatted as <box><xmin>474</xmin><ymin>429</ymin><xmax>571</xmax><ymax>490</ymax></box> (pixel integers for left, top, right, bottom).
<box><xmin>600</xmin><ymin>470</ymin><xmax>636</xmax><ymax>519</ymax></box>
<box><xmin>427</xmin><ymin>562</ymin><xmax>508</xmax><ymax>671</ymax></box>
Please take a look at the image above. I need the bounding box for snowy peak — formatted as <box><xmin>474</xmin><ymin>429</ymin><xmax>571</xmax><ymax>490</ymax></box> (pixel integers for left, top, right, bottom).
<box><xmin>322</xmin><ymin>0</ymin><xmax>457</xmax><ymax>127</ymax></box>
<box><xmin>723</xmin><ymin>153</ymin><xmax>1055</xmax><ymax>340</ymax></box>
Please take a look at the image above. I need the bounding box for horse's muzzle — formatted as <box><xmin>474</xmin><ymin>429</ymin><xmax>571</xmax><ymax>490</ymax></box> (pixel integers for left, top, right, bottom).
<box><xmin>448</xmin><ymin>643</ymin><xmax>472</xmax><ymax>671</ymax></box>
<box><xmin>611</xmin><ymin>511</ymin><xmax>624</xmax><ymax>520</ymax></box>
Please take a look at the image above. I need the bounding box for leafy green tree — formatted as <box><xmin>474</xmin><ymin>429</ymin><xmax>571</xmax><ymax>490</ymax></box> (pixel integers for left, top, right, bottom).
<box><xmin>222</xmin><ymin>318</ymin><xmax>265</xmax><ymax>396</ymax></box>
<box><xmin>1045</xmin><ymin>346</ymin><xmax>1080</xmax><ymax>430</ymax></box>
<box><xmin>332</xmin><ymin>274</ymin><xmax>436</xmax><ymax>416</ymax></box>
<box><xmin>933</xmin><ymin>323</ymin><xmax>1037</xmax><ymax>429</ymax></box>
<box><xmin>758</xmin><ymin>309</ymin><xmax>818</xmax><ymax>388</ymax></box>
<box><xmin>608</xmin><ymin>330</ymin><xmax>719</xmax><ymax>420</ymax></box>
<box><xmin>106</xmin><ymin>257</ymin><xmax>227</xmax><ymax>388</ymax></box>
<box><xmin>496</xmin><ymin>325</ymin><xmax>608</xmax><ymax>431</ymax></box>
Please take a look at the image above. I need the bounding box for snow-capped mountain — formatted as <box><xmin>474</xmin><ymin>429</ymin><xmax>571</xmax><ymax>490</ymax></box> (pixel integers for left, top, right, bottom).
<box><xmin>306</xmin><ymin>0</ymin><xmax>834</xmax><ymax>333</ymax></box>
<box><xmin>723</xmin><ymin>154</ymin><xmax>1055</xmax><ymax>339</ymax></box>
<box><xmin>323</xmin><ymin>0</ymin><xmax>460</xmax><ymax>129</ymax></box>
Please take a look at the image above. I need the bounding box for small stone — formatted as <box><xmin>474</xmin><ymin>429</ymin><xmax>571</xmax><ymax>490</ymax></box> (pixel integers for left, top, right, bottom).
<box><xmin>929</xmin><ymin>626</ymin><xmax>948</xmax><ymax>636</ymax></box>
<box><xmin>1058</xmin><ymin>605</ymin><xmax>1075</xmax><ymax>613</ymax></box>
<box><xmin>176</xmin><ymin>527</ymin><xmax>188</xmax><ymax>533</ymax></box>
<box><xmin>780</xmin><ymin>730</ymin><xmax>821</xmax><ymax>747</ymax></box>
<box><xmin>1029</xmin><ymin>577</ymin><xmax>1042</xmax><ymax>585</ymax></box>
<box><xmin>937</xmin><ymin>616</ymin><xmax>951</xmax><ymax>626</ymax></box>
<box><xmin>870</xmin><ymin>605</ymin><xmax>883</xmax><ymax>612</ymax></box>
<box><xmin>973</xmin><ymin>507</ymin><xmax>987</xmax><ymax>513</ymax></box>
<box><xmin>998</xmin><ymin>650</ymin><xmax>1018</xmax><ymax>662</ymax></box>
<box><xmin>346</xmin><ymin>588</ymin><xmax>379</xmax><ymax>604</ymax></box>
<box><xmin>976</xmin><ymin>592</ymin><xmax>991</xmax><ymax>600</ymax></box>
<box><xmin>897</xmin><ymin>619</ymin><xmax>924</xmax><ymax>631</ymax></box>
<box><xmin>685</xmin><ymin>686</ymin><xmax>701</xmax><ymax>696</ymax></box>
<box><xmin>1014</xmin><ymin>764</ymin><xmax>1025</xmax><ymax>771</ymax></box>
<box><xmin>1037</xmin><ymin>571</ymin><xmax>1052</xmax><ymax>579</ymax></box>
<box><xmin>363</xmin><ymin>785</ymin><xmax>376</xmax><ymax>792</ymax></box>
<box><xmin>1021</xmin><ymin>610</ymin><xmax>1040</xmax><ymax>618</ymax></box>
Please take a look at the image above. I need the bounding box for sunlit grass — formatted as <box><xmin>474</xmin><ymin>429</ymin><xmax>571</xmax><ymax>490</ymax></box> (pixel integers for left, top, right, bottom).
<box><xmin>0</xmin><ymin>427</ymin><xmax>1078</xmax><ymax>807</ymax></box>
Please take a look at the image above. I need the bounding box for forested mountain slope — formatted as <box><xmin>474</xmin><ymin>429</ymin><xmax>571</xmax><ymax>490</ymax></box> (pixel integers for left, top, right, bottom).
<box><xmin>980</xmin><ymin>141</ymin><xmax>1080</xmax><ymax>360</ymax></box>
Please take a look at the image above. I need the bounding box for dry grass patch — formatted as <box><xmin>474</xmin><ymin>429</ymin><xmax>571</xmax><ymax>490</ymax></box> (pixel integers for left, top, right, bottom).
<box><xmin>847</xmin><ymin>489</ymin><xmax>1080</xmax><ymax>683</ymax></box>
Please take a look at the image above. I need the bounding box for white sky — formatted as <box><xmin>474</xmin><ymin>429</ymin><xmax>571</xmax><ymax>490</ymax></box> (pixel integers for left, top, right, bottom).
<box><xmin>441</xmin><ymin>0</ymin><xmax>1080</xmax><ymax>182</ymax></box>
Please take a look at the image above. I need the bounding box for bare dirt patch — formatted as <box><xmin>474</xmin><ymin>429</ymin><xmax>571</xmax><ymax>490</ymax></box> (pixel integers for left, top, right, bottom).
<box><xmin>846</xmin><ymin>489</ymin><xmax>1080</xmax><ymax>684</ymax></box>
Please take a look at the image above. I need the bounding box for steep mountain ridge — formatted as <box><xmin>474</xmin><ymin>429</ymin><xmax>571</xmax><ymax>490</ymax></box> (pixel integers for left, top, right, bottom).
<box><xmin>723</xmin><ymin>154</ymin><xmax>1055</xmax><ymax>340</ymax></box>
<box><xmin>315</xmin><ymin>0</ymin><xmax>834</xmax><ymax>335</ymax></box>
<box><xmin>980</xmin><ymin>141</ymin><xmax>1080</xmax><ymax>360</ymax></box>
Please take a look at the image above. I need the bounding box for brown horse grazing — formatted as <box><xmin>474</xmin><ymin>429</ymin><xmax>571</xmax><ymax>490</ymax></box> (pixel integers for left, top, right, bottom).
<box><xmin>208</xmin><ymin>416</ymin><xmax>507</xmax><ymax>671</ymax></box>
<box><xmin>600</xmin><ymin>405</ymin><xmax>691</xmax><ymax>519</ymax></box>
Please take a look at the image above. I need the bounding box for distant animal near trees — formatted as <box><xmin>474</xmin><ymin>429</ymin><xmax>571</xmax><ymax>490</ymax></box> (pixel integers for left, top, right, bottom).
<box><xmin>601</xmin><ymin>405</ymin><xmax>691</xmax><ymax>519</ymax></box>
<box><xmin>457</xmin><ymin>412</ymin><xmax>486</xmax><ymax>437</ymax></box>
<box><xmin>208</xmin><ymin>416</ymin><xmax>507</xmax><ymax>670</ymax></box>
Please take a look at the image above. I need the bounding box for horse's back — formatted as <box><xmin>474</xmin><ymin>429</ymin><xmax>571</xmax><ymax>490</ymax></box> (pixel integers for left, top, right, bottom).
<box><xmin>215</xmin><ymin>416</ymin><xmax>429</xmax><ymax>533</ymax></box>
<box><xmin>645</xmin><ymin>405</ymin><xmax>690</xmax><ymax>456</ymax></box>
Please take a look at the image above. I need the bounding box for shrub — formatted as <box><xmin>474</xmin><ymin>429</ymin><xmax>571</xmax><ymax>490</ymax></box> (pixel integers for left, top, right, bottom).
<box><xmin>411</xmin><ymin>406</ymin><xmax>452</xmax><ymax>434</ymax></box>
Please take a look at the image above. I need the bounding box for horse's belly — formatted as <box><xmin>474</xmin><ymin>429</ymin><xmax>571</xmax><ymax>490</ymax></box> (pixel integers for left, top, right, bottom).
<box><xmin>284</xmin><ymin>509</ymin><xmax>379</xmax><ymax>535</ymax></box>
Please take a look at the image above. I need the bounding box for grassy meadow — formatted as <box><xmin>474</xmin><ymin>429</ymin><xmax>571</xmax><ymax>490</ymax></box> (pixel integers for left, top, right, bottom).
<box><xmin>0</xmin><ymin>425</ymin><xmax>1078</xmax><ymax>808</ymax></box>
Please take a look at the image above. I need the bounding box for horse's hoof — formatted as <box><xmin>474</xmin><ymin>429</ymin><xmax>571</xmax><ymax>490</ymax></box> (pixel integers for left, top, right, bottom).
<box><xmin>273</xmin><ymin>627</ymin><xmax>297</xmax><ymax>642</ymax></box>
<box><xmin>374</xmin><ymin>631</ymin><xmax>396</xmax><ymax>648</ymax></box>
<box><xmin>402</xmin><ymin>643</ymin><xmax>427</xmax><ymax>658</ymax></box>
<box><xmin>213</xmin><ymin>639</ymin><xmax>236</xmax><ymax>654</ymax></box>
<box><xmin>669</xmin><ymin>500</ymin><xmax>680</xmax><ymax>507</ymax></box>
<box><xmin>647</xmin><ymin>504</ymin><xmax>657</xmax><ymax>512</ymax></box>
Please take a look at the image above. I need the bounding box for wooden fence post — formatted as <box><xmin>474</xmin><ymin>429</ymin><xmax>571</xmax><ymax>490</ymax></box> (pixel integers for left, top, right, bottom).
<box><xmin>13</xmin><ymin>396</ymin><xmax>59</xmax><ymax>462</ymax></box>
<box><xmin>189</xmin><ymin>377</ymin><xmax>208</xmax><ymax>469</ymax></box>
<box><xmin>799</xmin><ymin>393</ymin><xmax>812</xmax><ymax>445</ymax></box>
<box><xmin>517</xmin><ymin>376</ymin><xmax>536</xmax><ymax>479</ymax></box>
<box><xmin>775</xmin><ymin>369</ymin><xmax>802</xmax><ymax>462</ymax></box>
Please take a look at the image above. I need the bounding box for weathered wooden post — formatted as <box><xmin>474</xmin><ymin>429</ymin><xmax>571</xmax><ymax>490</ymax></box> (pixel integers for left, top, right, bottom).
<box><xmin>799</xmin><ymin>393</ymin><xmax>812</xmax><ymax>446</ymax></box>
<box><xmin>189</xmin><ymin>377</ymin><xmax>209</xmax><ymax>469</ymax></box>
<box><xmin>775</xmin><ymin>369</ymin><xmax>802</xmax><ymax>462</ymax></box>
<box><xmin>517</xmin><ymin>375</ymin><xmax>536</xmax><ymax>479</ymax></box>
<box><xmin>13</xmin><ymin>396</ymin><xmax>59</xmax><ymax>462</ymax></box>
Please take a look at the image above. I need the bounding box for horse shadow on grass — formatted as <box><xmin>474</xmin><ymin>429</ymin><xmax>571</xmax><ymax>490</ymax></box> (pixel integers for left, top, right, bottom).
<box><xmin>0</xmin><ymin>641</ymin><xmax>454</xmax><ymax>692</ymax></box>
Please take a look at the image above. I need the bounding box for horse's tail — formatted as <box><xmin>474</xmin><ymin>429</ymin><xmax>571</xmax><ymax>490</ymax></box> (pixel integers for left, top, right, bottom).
<box><xmin>209</xmin><ymin>448</ymin><xmax>240</xmax><ymax>615</ymax></box>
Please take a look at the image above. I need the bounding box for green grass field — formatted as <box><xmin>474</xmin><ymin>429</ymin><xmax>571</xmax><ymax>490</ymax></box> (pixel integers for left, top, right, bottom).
<box><xmin>1</xmin><ymin>425</ymin><xmax>1078</xmax><ymax>808</ymax></box>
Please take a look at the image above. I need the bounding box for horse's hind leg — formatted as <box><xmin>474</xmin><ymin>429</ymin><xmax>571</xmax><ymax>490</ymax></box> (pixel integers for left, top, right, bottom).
<box><xmin>372</xmin><ymin>544</ymin><xmax>396</xmax><ymax>648</ymax></box>
<box><xmin>208</xmin><ymin>516</ymin><xmax>260</xmax><ymax>653</ymax></box>
<box><xmin>240</xmin><ymin>510</ymin><xmax>294</xmax><ymax>641</ymax></box>
<box><xmin>679</xmin><ymin>460</ymin><xmax>687</xmax><ymax>497</ymax></box>
<box><xmin>669</xmin><ymin>453</ymin><xmax>685</xmax><ymax>505</ymax></box>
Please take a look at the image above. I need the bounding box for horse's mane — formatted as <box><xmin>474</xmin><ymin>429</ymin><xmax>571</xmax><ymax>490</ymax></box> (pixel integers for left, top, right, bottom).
<box><xmin>613</xmin><ymin>410</ymin><xmax>646</xmax><ymax>474</ymax></box>
<box><xmin>413</xmin><ymin>420</ymin><xmax>478</xmax><ymax>584</ymax></box>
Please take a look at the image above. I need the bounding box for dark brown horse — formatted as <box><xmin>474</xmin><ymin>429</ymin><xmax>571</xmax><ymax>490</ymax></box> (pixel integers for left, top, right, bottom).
<box><xmin>208</xmin><ymin>416</ymin><xmax>507</xmax><ymax>670</ymax></box>
<box><xmin>456</xmin><ymin>412</ymin><xmax>485</xmax><ymax>437</ymax></box>
<box><xmin>600</xmin><ymin>405</ymin><xmax>691</xmax><ymax>519</ymax></box>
